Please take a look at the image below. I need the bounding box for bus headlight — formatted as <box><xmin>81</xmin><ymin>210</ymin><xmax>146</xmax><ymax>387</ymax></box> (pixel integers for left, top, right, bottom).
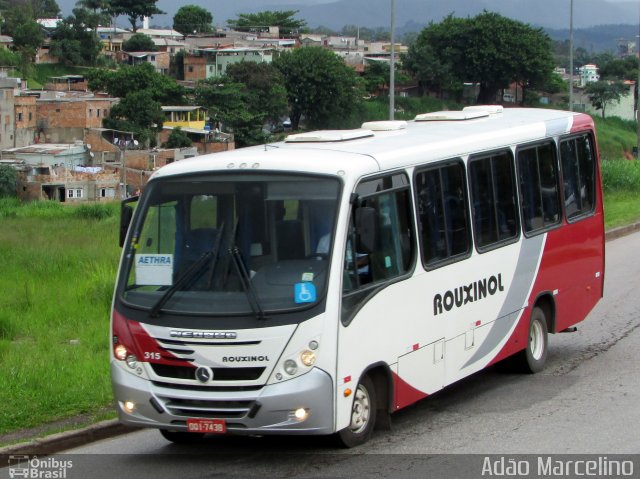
<box><xmin>284</xmin><ymin>359</ymin><xmax>298</xmax><ymax>375</ymax></box>
<box><xmin>114</xmin><ymin>344</ymin><xmax>128</xmax><ymax>361</ymax></box>
<box><xmin>270</xmin><ymin>338</ymin><xmax>321</xmax><ymax>384</ymax></box>
<box><xmin>300</xmin><ymin>350</ymin><xmax>316</xmax><ymax>367</ymax></box>
<box><xmin>125</xmin><ymin>355</ymin><xmax>138</xmax><ymax>369</ymax></box>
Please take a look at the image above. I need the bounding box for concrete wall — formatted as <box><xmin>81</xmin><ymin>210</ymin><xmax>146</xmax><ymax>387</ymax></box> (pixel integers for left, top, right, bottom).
<box><xmin>0</xmin><ymin>87</ymin><xmax>15</xmax><ymax>149</ymax></box>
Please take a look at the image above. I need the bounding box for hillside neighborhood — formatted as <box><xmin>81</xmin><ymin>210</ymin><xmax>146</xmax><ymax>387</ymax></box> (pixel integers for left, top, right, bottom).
<box><xmin>0</xmin><ymin>7</ymin><xmax>638</xmax><ymax>203</ymax></box>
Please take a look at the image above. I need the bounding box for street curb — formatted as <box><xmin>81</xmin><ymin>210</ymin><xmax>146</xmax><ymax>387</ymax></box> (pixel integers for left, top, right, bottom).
<box><xmin>0</xmin><ymin>420</ymin><xmax>139</xmax><ymax>456</ymax></box>
<box><xmin>604</xmin><ymin>222</ymin><xmax>640</xmax><ymax>242</ymax></box>
<box><xmin>2</xmin><ymin>222</ymin><xmax>639</xmax><ymax>458</ymax></box>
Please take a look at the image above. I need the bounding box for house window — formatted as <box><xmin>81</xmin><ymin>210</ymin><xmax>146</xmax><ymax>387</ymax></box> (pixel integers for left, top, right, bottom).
<box><xmin>97</xmin><ymin>109</ymin><xmax>100</xmax><ymax>117</ymax></box>
<box><xmin>150</xmin><ymin>55</ymin><xmax>155</xmax><ymax>61</ymax></box>
<box><xmin>28</xmin><ymin>112</ymin><xmax>32</xmax><ymax>121</ymax></box>
<box><xmin>18</xmin><ymin>112</ymin><xmax>23</xmax><ymax>122</ymax></box>
<box><xmin>188</xmin><ymin>66</ymin><xmax>193</xmax><ymax>73</ymax></box>
<box><xmin>99</xmin><ymin>187</ymin><xmax>115</xmax><ymax>198</ymax></box>
<box><xmin>89</xmin><ymin>109</ymin><xmax>93</xmax><ymax>117</ymax></box>
<box><xmin>67</xmin><ymin>188</ymin><xmax>83</xmax><ymax>199</ymax></box>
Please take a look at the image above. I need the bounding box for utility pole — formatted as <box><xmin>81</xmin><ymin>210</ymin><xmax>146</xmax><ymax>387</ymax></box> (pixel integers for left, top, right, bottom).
<box><xmin>389</xmin><ymin>0</ymin><xmax>396</xmax><ymax>121</ymax></box>
<box><xmin>636</xmin><ymin>14</ymin><xmax>639</xmax><ymax>159</ymax></box>
<box><xmin>569</xmin><ymin>0</ymin><xmax>574</xmax><ymax>112</ymax></box>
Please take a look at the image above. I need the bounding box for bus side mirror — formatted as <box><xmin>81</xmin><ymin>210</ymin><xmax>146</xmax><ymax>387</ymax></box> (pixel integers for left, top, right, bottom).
<box><xmin>119</xmin><ymin>196</ymin><xmax>139</xmax><ymax>247</ymax></box>
<box><xmin>355</xmin><ymin>206</ymin><xmax>377</xmax><ymax>254</ymax></box>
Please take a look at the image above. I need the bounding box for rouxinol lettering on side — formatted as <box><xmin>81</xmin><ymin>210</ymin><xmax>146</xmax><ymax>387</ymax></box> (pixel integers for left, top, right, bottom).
<box><xmin>433</xmin><ymin>274</ymin><xmax>505</xmax><ymax>316</ymax></box>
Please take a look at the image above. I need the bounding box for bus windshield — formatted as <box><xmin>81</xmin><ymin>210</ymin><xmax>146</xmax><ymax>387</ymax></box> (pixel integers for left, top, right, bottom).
<box><xmin>120</xmin><ymin>173</ymin><xmax>340</xmax><ymax>317</ymax></box>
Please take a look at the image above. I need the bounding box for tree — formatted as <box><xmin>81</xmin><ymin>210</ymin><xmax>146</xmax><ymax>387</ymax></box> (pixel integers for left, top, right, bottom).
<box><xmin>173</xmin><ymin>5</ymin><xmax>213</xmax><ymax>38</ymax></box>
<box><xmin>50</xmin><ymin>8</ymin><xmax>103</xmax><ymax>65</ymax></box>
<box><xmin>225</xmin><ymin>62</ymin><xmax>288</xmax><ymax>126</ymax></box>
<box><xmin>584</xmin><ymin>81</ymin><xmax>627</xmax><ymax>119</ymax></box>
<box><xmin>598</xmin><ymin>56</ymin><xmax>639</xmax><ymax>82</ymax></box>
<box><xmin>195</xmin><ymin>62</ymin><xmax>288</xmax><ymax>147</ymax></box>
<box><xmin>74</xmin><ymin>0</ymin><xmax>113</xmax><ymax>35</ymax></box>
<box><xmin>227</xmin><ymin>10</ymin><xmax>306</xmax><ymax>35</ymax></box>
<box><xmin>162</xmin><ymin>127</ymin><xmax>192</xmax><ymax>148</ymax></box>
<box><xmin>403</xmin><ymin>12</ymin><xmax>555</xmax><ymax>104</ymax></box>
<box><xmin>0</xmin><ymin>165</ymin><xmax>18</xmax><ymax>198</ymax></box>
<box><xmin>195</xmin><ymin>81</ymin><xmax>264</xmax><ymax>147</ymax></box>
<box><xmin>103</xmin><ymin>90</ymin><xmax>164</xmax><ymax>146</ymax></box>
<box><xmin>108</xmin><ymin>0</ymin><xmax>164</xmax><ymax>32</ymax></box>
<box><xmin>274</xmin><ymin>46</ymin><xmax>362</xmax><ymax>130</ymax></box>
<box><xmin>12</xmin><ymin>18</ymin><xmax>43</xmax><ymax>63</ymax></box>
<box><xmin>362</xmin><ymin>61</ymin><xmax>390</xmax><ymax>94</ymax></box>
<box><xmin>122</xmin><ymin>32</ymin><xmax>156</xmax><ymax>52</ymax></box>
<box><xmin>86</xmin><ymin>63</ymin><xmax>185</xmax><ymax>105</ymax></box>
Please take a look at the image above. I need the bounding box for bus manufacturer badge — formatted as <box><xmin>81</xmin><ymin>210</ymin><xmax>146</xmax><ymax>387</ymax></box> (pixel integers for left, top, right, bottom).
<box><xmin>195</xmin><ymin>367</ymin><xmax>213</xmax><ymax>383</ymax></box>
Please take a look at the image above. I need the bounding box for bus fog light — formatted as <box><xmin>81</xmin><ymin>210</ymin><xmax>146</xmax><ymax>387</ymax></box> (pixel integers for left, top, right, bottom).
<box><xmin>114</xmin><ymin>344</ymin><xmax>128</xmax><ymax>361</ymax></box>
<box><xmin>123</xmin><ymin>401</ymin><xmax>135</xmax><ymax>413</ymax></box>
<box><xmin>291</xmin><ymin>408</ymin><xmax>309</xmax><ymax>422</ymax></box>
<box><xmin>300</xmin><ymin>350</ymin><xmax>316</xmax><ymax>367</ymax></box>
<box><xmin>284</xmin><ymin>359</ymin><xmax>298</xmax><ymax>375</ymax></box>
<box><xmin>125</xmin><ymin>355</ymin><xmax>138</xmax><ymax>369</ymax></box>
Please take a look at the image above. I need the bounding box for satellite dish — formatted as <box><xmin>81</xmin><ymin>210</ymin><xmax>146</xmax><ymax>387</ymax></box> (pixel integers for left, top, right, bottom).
<box><xmin>86</xmin><ymin>143</ymin><xmax>91</xmax><ymax>150</ymax></box>
<box><xmin>89</xmin><ymin>152</ymin><xmax>94</xmax><ymax>158</ymax></box>
<box><xmin>133</xmin><ymin>140</ymin><xmax>139</xmax><ymax>146</ymax></box>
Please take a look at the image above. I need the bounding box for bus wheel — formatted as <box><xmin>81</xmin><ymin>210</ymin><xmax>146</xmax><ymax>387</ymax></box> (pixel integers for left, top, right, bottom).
<box><xmin>336</xmin><ymin>376</ymin><xmax>377</xmax><ymax>448</ymax></box>
<box><xmin>517</xmin><ymin>306</ymin><xmax>548</xmax><ymax>374</ymax></box>
<box><xmin>160</xmin><ymin>429</ymin><xmax>205</xmax><ymax>444</ymax></box>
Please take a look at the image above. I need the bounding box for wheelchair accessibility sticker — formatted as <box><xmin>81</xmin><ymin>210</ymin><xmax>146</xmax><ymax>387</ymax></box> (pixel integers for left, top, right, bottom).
<box><xmin>294</xmin><ymin>282</ymin><xmax>317</xmax><ymax>303</ymax></box>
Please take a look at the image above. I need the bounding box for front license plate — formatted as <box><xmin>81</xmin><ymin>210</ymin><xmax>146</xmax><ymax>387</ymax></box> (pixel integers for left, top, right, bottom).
<box><xmin>186</xmin><ymin>418</ymin><xmax>226</xmax><ymax>434</ymax></box>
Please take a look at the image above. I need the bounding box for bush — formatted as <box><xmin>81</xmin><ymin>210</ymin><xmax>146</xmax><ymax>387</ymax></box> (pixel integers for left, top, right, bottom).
<box><xmin>73</xmin><ymin>202</ymin><xmax>118</xmax><ymax>220</ymax></box>
<box><xmin>601</xmin><ymin>159</ymin><xmax>640</xmax><ymax>193</ymax></box>
<box><xmin>0</xmin><ymin>165</ymin><xmax>18</xmax><ymax>198</ymax></box>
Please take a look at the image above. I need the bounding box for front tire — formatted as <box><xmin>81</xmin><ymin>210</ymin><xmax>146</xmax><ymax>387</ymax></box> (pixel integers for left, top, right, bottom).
<box><xmin>516</xmin><ymin>306</ymin><xmax>548</xmax><ymax>373</ymax></box>
<box><xmin>336</xmin><ymin>375</ymin><xmax>377</xmax><ymax>448</ymax></box>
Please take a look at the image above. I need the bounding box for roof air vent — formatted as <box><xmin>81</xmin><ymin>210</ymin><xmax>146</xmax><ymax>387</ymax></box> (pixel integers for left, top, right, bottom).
<box><xmin>285</xmin><ymin>129</ymin><xmax>374</xmax><ymax>143</ymax></box>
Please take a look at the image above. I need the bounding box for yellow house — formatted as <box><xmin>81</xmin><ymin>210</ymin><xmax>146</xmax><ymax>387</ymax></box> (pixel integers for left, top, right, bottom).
<box><xmin>162</xmin><ymin>106</ymin><xmax>207</xmax><ymax>130</ymax></box>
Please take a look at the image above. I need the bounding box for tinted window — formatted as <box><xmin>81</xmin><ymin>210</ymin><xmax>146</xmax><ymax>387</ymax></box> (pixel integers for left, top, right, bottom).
<box><xmin>469</xmin><ymin>151</ymin><xmax>519</xmax><ymax>249</ymax></box>
<box><xmin>517</xmin><ymin>143</ymin><xmax>561</xmax><ymax>234</ymax></box>
<box><xmin>560</xmin><ymin>134</ymin><xmax>596</xmax><ymax>220</ymax></box>
<box><xmin>415</xmin><ymin>161</ymin><xmax>471</xmax><ymax>267</ymax></box>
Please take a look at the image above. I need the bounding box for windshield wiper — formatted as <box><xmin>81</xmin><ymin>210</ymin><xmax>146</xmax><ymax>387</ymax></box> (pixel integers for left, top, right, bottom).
<box><xmin>229</xmin><ymin>246</ymin><xmax>267</xmax><ymax>320</ymax></box>
<box><xmin>149</xmin><ymin>226</ymin><xmax>225</xmax><ymax>318</ymax></box>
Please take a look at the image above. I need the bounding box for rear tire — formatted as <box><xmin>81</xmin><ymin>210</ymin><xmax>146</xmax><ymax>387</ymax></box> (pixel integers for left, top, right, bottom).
<box><xmin>160</xmin><ymin>429</ymin><xmax>205</xmax><ymax>444</ymax></box>
<box><xmin>335</xmin><ymin>376</ymin><xmax>377</xmax><ymax>448</ymax></box>
<box><xmin>516</xmin><ymin>306</ymin><xmax>548</xmax><ymax>373</ymax></box>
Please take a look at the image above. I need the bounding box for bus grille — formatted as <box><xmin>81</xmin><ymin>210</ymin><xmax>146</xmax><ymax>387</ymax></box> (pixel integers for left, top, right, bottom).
<box><xmin>158</xmin><ymin>397</ymin><xmax>257</xmax><ymax>419</ymax></box>
<box><xmin>150</xmin><ymin>364</ymin><xmax>265</xmax><ymax>381</ymax></box>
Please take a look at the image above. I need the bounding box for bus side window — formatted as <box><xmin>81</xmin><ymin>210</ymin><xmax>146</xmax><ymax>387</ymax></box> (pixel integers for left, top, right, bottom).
<box><xmin>517</xmin><ymin>142</ymin><xmax>561</xmax><ymax>235</ymax></box>
<box><xmin>341</xmin><ymin>174</ymin><xmax>414</xmax><ymax>323</ymax></box>
<box><xmin>560</xmin><ymin>134</ymin><xmax>596</xmax><ymax>221</ymax></box>
<box><xmin>415</xmin><ymin>160</ymin><xmax>471</xmax><ymax>267</ymax></box>
<box><xmin>468</xmin><ymin>151</ymin><xmax>519</xmax><ymax>250</ymax></box>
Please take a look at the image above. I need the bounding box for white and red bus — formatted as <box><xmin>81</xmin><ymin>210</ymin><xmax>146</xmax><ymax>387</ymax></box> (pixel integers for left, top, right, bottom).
<box><xmin>111</xmin><ymin>106</ymin><xmax>604</xmax><ymax>447</ymax></box>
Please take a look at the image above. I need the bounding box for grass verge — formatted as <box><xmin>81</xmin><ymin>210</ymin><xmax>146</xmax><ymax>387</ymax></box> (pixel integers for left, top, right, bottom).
<box><xmin>0</xmin><ymin>200</ymin><xmax>120</xmax><ymax>437</ymax></box>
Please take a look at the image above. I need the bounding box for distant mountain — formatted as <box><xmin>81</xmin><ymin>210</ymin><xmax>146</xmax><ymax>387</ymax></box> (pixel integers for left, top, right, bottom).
<box><xmin>58</xmin><ymin>0</ymin><xmax>638</xmax><ymax>33</ymax></box>
<box><xmin>546</xmin><ymin>24</ymin><xmax>640</xmax><ymax>53</ymax></box>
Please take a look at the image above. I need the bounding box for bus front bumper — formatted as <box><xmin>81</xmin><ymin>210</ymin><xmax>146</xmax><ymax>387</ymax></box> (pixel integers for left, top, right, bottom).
<box><xmin>111</xmin><ymin>363</ymin><xmax>335</xmax><ymax>435</ymax></box>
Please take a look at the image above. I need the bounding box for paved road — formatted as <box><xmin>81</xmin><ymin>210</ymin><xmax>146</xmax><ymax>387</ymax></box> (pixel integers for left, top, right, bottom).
<box><xmin>3</xmin><ymin>233</ymin><xmax>640</xmax><ymax>478</ymax></box>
